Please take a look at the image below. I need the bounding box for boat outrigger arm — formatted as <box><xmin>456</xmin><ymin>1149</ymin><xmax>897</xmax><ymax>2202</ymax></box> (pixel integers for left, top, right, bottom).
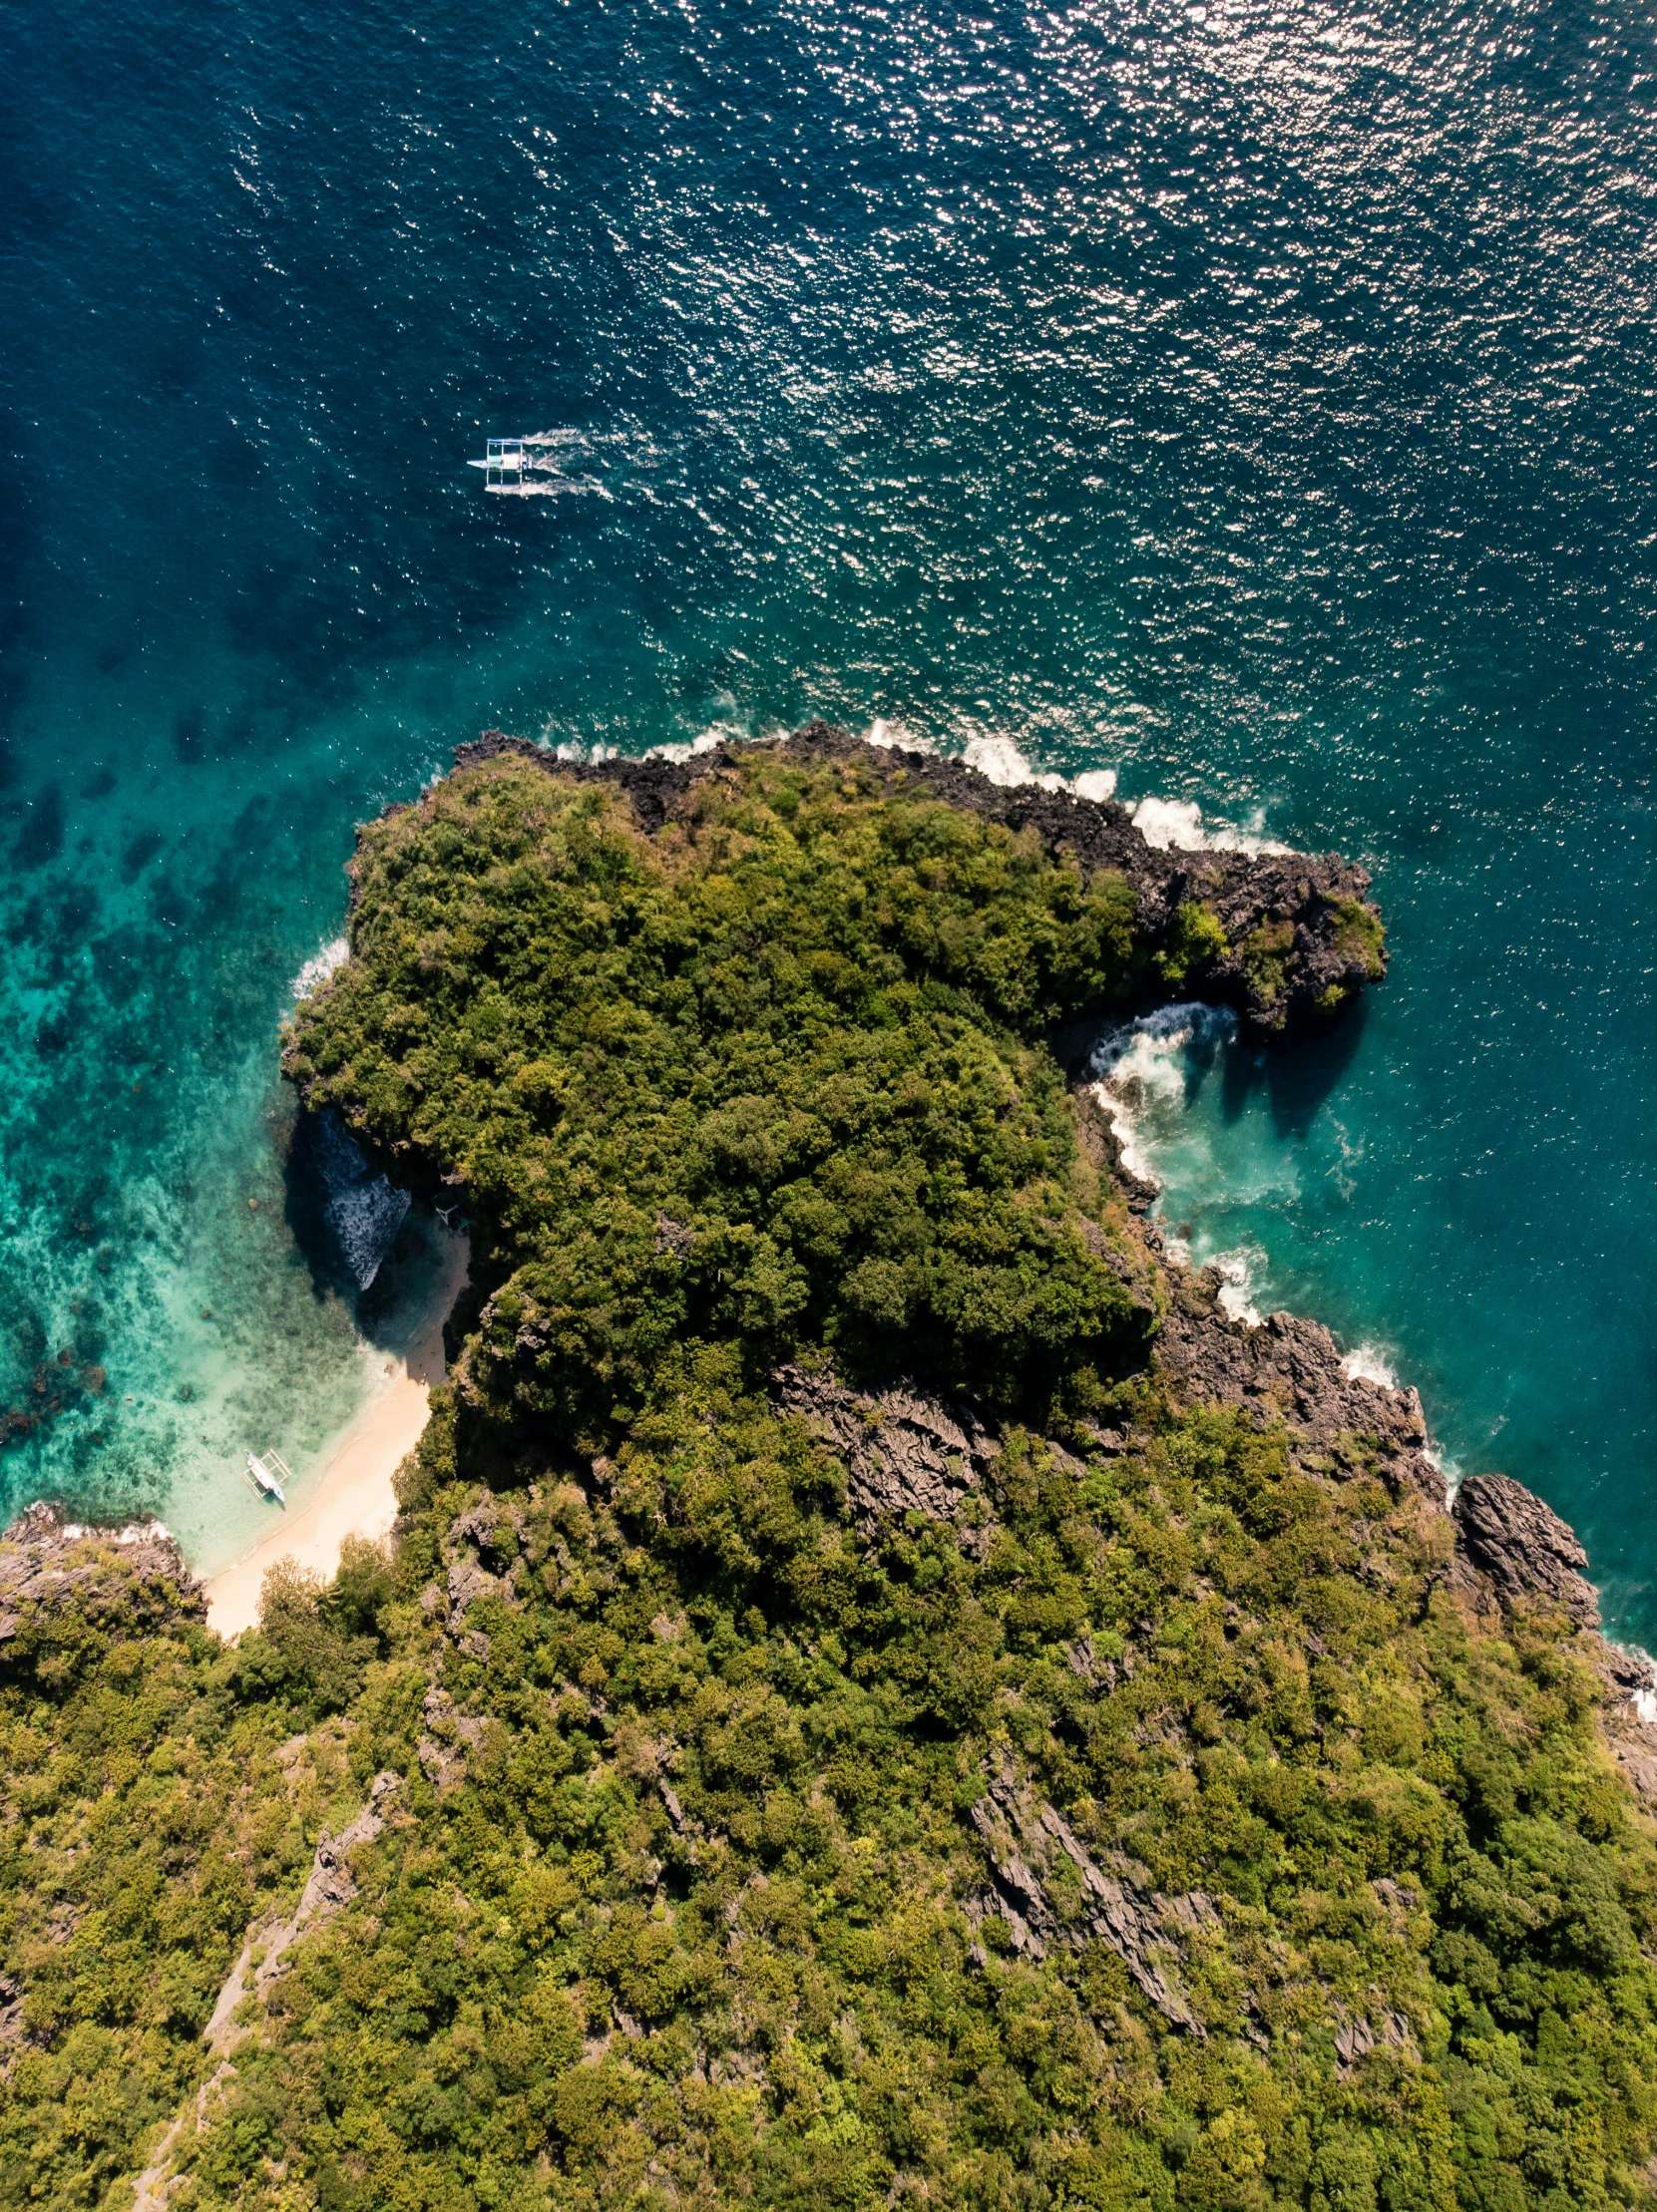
<box><xmin>467</xmin><ymin>432</ymin><xmax>603</xmax><ymax>497</ymax></box>
<box><xmin>468</xmin><ymin>433</ymin><xmax>577</xmax><ymax>495</ymax></box>
<box><xmin>243</xmin><ymin>1449</ymin><xmax>291</xmax><ymax>1506</ymax></box>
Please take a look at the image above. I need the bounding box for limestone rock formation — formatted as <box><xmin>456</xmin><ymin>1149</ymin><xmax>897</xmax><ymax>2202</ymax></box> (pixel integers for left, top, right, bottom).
<box><xmin>1451</xmin><ymin>1471</ymin><xmax>1601</xmax><ymax>1627</ymax></box>
<box><xmin>1148</xmin><ymin>1267</ymin><xmax>1443</xmax><ymax>1501</ymax></box>
<box><xmin>968</xmin><ymin>1760</ymin><xmax>1218</xmax><ymax>2034</ymax></box>
<box><xmin>0</xmin><ymin>1499</ymin><xmax>204</xmax><ymax>1651</ymax></box>
<box><xmin>771</xmin><ymin>1362</ymin><xmax>997</xmax><ymax>1543</ymax></box>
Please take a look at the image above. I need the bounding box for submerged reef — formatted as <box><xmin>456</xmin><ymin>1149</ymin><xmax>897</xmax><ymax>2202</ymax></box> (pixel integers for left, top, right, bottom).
<box><xmin>4</xmin><ymin>731</ymin><xmax>1657</xmax><ymax>2212</ymax></box>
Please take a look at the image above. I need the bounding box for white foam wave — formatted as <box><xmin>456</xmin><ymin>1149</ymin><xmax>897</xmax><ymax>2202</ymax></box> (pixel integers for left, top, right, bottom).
<box><xmin>1211</xmin><ymin>1249</ymin><xmax>1266</xmax><ymax>1328</ymax></box>
<box><xmin>290</xmin><ymin>936</ymin><xmax>348</xmax><ymax>1002</ymax></box>
<box><xmin>1071</xmin><ymin>768</ymin><xmax>1118</xmax><ymax>802</ymax></box>
<box><xmin>1423</xmin><ymin>1443</ymin><xmax>1461</xmax><ymax>1502</ymax></box>
<box><xmin>1087</xmin><ymin>1003</ymin><xmax>1239</xmax><ymax>1183</ymax></box>
<box><xmin>311</xmin><ymin>1110</ymin><xmax>411</xmax><ymax>1291</ymax></box>
<box><xmin>962</xmin><ymin>734</ymin><xmax>1067</xmax><ymax>792</ymax></box>
<box><xmin>1130</xmin><ymin>795</ymin><xmax>1293</xmax><ymax>855</ymax></box>
<box><xmin>957</xmin><ymin>734</ymin><xmax>1122</xmax><ymax>803</ymax></box>
<box><xmin>866</xmin><ymin>716</ymin><xmax>931</xmax><ymax>753</ymax></box>
<box><xmin>1341</xmin><ymin>1343</ymin><xmax>1400</xmax><ymax>1390</ymax></box>
<box><xmin>644</xmin><ymin>724</ymin><xmax>741</xmax><ymax>765</ymax></box>
<box><xmin>27</xmin><ymin>1515</ymin><xmax>170</xmax><ymax>1545</ymax></box>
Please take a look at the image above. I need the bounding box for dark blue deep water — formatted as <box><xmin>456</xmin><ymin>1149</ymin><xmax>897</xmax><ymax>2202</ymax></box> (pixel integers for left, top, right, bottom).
<box><xmin>1</xmin><ymin>1</ymin><xmax>1653</xmax><ymax>1619</ymax></box>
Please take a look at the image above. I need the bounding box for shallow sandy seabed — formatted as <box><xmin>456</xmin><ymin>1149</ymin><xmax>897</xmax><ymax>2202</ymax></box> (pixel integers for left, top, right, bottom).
<box><xmin>206</xmin><ymin>1230</ymin><xmax>470</xmax><ymax>1640</ymax></box>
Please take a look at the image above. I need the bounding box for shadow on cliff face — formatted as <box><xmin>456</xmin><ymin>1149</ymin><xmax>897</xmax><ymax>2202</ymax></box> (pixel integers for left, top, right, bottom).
<box><xmin>1219</xmin><ymin>993</ymin><xmax>1369</xmax><ymax>1140</ymax></box>
<box><xmin>281</xmin><ymin>1109</ymin><xmax>443</xmax><ymax>1351</ymax></box>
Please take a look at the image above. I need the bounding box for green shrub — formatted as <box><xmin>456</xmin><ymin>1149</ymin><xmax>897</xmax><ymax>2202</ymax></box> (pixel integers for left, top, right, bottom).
<box><xmin>1327</xmin><ymin>898</ymin><xmax>1387</xmax><ymax>982</ymax></box>
<box><xmin>1155</xmin><ymin>900</ymin><xmax>1229</xmax><ymax>988</ymax></box>
<box><xmin>285</xmin><ymin>754</ymin><xmax>1156</xmax><ymax>1442</ymax></box>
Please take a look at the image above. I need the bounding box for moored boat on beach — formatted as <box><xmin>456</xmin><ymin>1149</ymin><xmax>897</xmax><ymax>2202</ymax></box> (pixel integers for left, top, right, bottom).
<box><xmin>242</xmin><ymin>1449</ymin><xmax>290</xmax><ymax>1506</ymax></box>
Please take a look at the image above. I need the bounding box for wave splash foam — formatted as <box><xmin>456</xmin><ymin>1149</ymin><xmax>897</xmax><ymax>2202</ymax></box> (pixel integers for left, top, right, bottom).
<box><xmin>1211</xmin><ymin>1249</ymin><xmax>1267</xmax><ymax>1328</ymax></box>
<box><xmin>1341</xmin><ymin>1343</ymin><xmax>1400</xmax><ymax>1389</ymax></box>
<box><xmin>290</xmin><ymin>937</ymin><xmax>348</xmax><ymax>1002</ymax></box>
<box><xmin>867</xmin><ymin>724</ymin><xmax>1119</xmax><ymax>803</ymax></box>
<box><xmin>1129</xmin><ymin>796</ymin><xmax>1292</xmax><ymax>855</ymax></box>
<box><xmin>1087</xmin><ymin>1003</ymin><xmax>1239</xmax><ymax>1186</ymax></box>
<box><xmin>311</xmin><ymin>1111</ymin><xmax>411</xmax><ymax>1291</ymax></box>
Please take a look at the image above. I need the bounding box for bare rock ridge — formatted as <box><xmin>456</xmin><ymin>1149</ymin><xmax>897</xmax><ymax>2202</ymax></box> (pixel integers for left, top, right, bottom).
<box><xmin>1153</xmin><ymin>1277</ymin><xmax>1445</xmax><ymax>1500</ymax></box>
<box><xmin>968</xmin><ymin>1757</ymin><xmax>1219</xmax><ymax>2035</ymax></box>
<box><xmin>455</xmin><ymin>721</ymin><xmax>1386</xmax><ymax>1039</ymax></box>
<box><xmin>769</xmin><ymin>1256</ymin><xmax>1609</xmax><ymax>1658</ymax></box>
<box><xmin>204</xmin><ymin>1771</ymin><xmax>401</xmax><ymax>2059</ymax></box>
<box><xmin>772</xmin><ymin>1362</ymin><xmax>998</xmax><ymax>1549</ymax></box>
<box><xmin>131</xmin><ymin>1775</ymin><xmax>400</xmax><ymax>2212</ymax></box>
<box><xmin>1452</xmin><ymin>1471</ymin><xmax>1601</xmax><ymax>1628</ymax></box>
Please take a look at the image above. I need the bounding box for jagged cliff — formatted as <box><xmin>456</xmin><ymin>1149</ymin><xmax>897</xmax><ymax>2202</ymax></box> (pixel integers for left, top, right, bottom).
<box><xmin>5</xmin><ymin>731</ymin><xmax>1657</xmax><ymax>2212</ymax></box>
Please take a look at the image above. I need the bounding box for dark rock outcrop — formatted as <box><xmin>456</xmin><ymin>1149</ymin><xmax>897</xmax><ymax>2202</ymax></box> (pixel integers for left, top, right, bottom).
<box><xmin>423</xmin><ymin>1495</ymin><xmax>526</xmax><ymax>1658</ymax></box>
<box><xmin>1332</xmin><ymin>2002</ymin><xmax>1415</xmax><ymax>2077</ymax></box>
<box><xmin>1451</xmin><ymin>1472</ymin><xmax>1601</xmax><ymax>1628</ymax></box>
<box><xmin>454</xmin><ymin>722</ymin><xmax>1385</xmax><ymax>1041</ymax></box>
<box><xmin>772</xmin><ymin>1363</ymin><xmax>997</xmax><ymax>1545</ymax></box>
<box><xmin>1153</xmin><ymin>1288</ymin><xmax>1444</xmax><ymax>1501</ymax></box>
<box><xmin>969</xmin><ymin>1760</ymin><xmax>1218</xmax><ymax>2033</ymax></box>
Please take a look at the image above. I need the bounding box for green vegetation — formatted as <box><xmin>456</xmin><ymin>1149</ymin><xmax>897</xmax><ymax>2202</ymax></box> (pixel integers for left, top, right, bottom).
<box><xmin>1154</xmin><ymin>902</ymin><xmax>1229</xmax><ymax>991</ymax></box>
<box><xmin>1326</xmin><ymin>901</ymin><xmax>1387</xmax><ymax>985</ymax></box>
<box><xmin>285</xmin><ymin>751</ymin><xmax>1161</xmax><ymax>1437</ymax></box>
<box><xmin>0</xmin><ymin>1531</ymin><xmax>379</xmax><ymax>2206</ymax></box>
<box><xmin>1240</xmin><ymin>921</ymin><xmax>1297</xmax><ymax>1023</ymax></box>
<box><xmin>2</xmin><ymin>750</ymin><xmax>1651</xmax><ymax>2212</ymax></box>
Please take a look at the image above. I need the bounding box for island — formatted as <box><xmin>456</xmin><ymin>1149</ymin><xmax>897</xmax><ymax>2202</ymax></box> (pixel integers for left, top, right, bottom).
<box><xmin>3</xmin><ymin>724</ymin><xmax>1654</xmax><ymax>2212</ymax></box>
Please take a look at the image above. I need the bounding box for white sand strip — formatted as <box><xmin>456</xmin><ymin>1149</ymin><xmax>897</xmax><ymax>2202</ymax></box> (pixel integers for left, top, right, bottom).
<box><xmin>206</xmin><ymin>1230</ymin><xmax>470</xmax><ymax>1640</ymax></box>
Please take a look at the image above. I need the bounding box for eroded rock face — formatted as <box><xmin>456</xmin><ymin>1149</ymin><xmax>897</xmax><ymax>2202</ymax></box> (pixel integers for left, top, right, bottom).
<box><xmin>418</xmin><ymin>1685</ymin><xmax>488</xmax><ymax>1793</ymax></box>
<box><xmin>204</xmin><ymin>1772</ymin><xmax>401</xmax><ymax>2059</ymax></box>
<box><xmin>1451</xmin><ymin>1472</ymin><xmax>1601</xmax><ymax>1628</ymax></box>
<box><xmin>455</xmin><ymin>722</ymin><xmax>1385</xmax><ymax>1041</ymax></box>
<box><xmin>1153</xmin><ymin>1279</ymin><xmax>1443</xmax><ymax>1500</ymax></box>
<box><xmin>426</xmin><ymin>1496</ymin><xmax>527</xmax><ymax>1658</ymax></box>
<box><xmin>968</xmin><ymin>1761</ymin><xmax>1217</xmax><ymax>2034</ymax></box>
<box><xmin>772</xmin><ymin>1363</ymin><xmax>997</xmax><ymax>1543</ymax></box>
<box><xmin>0</xmin><ymin>1501</ymin><xmax>204</xmax><ymax>1651</ymax></box>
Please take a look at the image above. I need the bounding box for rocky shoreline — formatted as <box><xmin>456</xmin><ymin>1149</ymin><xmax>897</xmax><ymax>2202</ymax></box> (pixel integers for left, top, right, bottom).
<box><xmin>451</xmin><ymin>721</ymin><xmax>1388</xmax><ymax>1039</ymax></box>
<box><xmin>0</xmin><ymin>1499</ymin><xmax>204</xmax><ymax>1651</ymax></box>
<box><xmin>432</xmin><ymin>718</ymin><xmax>1650</xmax><ymax>1781</ymax></box>
<box><xmin>8</xmin><ymin>723</ymin><xmax>1640</xmax><ymax>1766</ymax></box>
<box><xmin>9</xmin><ymin>725</ymin><xmax>1657</xmax><ymax>2209</ymax></box>
<box><xmin>434</xmin><ymin>722</ymin><xmax>1640</xmax><ymax>1703</ymax></box>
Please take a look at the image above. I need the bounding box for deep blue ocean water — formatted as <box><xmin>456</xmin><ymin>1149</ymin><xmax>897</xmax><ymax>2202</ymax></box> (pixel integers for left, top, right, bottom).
<box><xmin>1</xmin><ymin>0</ymin><xmax>1652</xmax><ymax>1621</ymax></box>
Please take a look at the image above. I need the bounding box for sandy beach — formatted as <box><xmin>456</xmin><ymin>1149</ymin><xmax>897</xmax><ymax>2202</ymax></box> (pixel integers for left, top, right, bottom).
<box><xmin>206</xmin><ymin>1230</ymin><xmax>470</xmax><ymax>1640</ymax></box>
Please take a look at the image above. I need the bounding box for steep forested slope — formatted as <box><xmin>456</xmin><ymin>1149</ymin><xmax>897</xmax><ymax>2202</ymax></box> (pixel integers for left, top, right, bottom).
<box><xmin>4</xmin><ymin>735</ymin><xmax>1655</xmax><ymax>2212</ymax></box>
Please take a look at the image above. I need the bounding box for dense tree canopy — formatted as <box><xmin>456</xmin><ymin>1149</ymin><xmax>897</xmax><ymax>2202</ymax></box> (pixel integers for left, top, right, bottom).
<box><xmin>283</xmin><ymin>751</ymin><xmax>1161</xmax><ymax>1440</ymax></box>
<box><xmin>4</xmin><ymin>750</ymin><xmax>1654</xmax><ymax>2212</ymax></box>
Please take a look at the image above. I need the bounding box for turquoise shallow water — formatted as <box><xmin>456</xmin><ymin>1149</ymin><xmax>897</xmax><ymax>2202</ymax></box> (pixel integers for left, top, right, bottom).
<box><xmin>1</xmin><ymin>2</ymin><xmax>1652</xmax><ymax>1620</ymax></box>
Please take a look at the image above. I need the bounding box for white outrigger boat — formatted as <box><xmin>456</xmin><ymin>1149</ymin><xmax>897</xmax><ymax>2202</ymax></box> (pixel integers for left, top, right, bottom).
<box><xmin>468</xmin><ymin>432</ymin><xmax>604</xmax><ymax>497</ymax></box>
<box><xmin>242</xmin><ymin>1449</ymin><xmax>291</xmax><ymax>1507</ymax></box>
